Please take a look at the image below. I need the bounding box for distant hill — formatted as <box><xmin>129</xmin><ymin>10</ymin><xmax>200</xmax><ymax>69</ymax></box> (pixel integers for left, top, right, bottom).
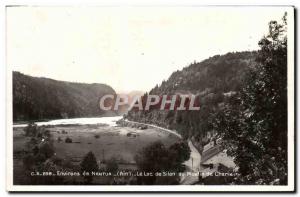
<box><xmin>126</xmin><ymin>51</ymin><xmax>258</xmax><ymax>144</ymax></box>
<box><xmin>13</xmin><ymin>71</ymin><xmax>117</xmax><ymax>121</ymax></box>
<box><xmin>116</xmin><ymin>90</ymin><xmax>145</xmax><ymax>115</ymax></box>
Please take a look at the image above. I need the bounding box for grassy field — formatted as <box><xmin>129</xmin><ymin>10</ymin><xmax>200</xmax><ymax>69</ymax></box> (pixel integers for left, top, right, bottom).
<box><xmin>13</xmin><ymin>123</ymin><xmax>180</xmax><ymax>179</ymax></box>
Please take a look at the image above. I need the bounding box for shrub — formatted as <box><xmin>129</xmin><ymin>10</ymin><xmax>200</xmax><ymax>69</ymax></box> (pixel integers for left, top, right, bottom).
<box><xmin>65</xmin><ymin>137</ymin><xmax>72</xmax><ymax>143</ymax></box>
<box><xmin>24</xmin><ymin>123</ymin><xmax>38</xmax><ymax>137</ymax></box>
<box><xmin>44</xmin><ymin>130</ymin><xmax>51</xmax><ymax>138</ymax></box>
<box><xmin>140</xmin><ymin>125</ymin><xmax>148</xmax><ymax>130</ymax></box>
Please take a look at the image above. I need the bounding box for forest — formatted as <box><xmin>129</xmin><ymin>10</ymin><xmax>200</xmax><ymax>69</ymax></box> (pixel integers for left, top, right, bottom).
<box><xmin>13</xmin><ymin>71</ymin><xmax>117</xmax><ymax>121</ymax></box>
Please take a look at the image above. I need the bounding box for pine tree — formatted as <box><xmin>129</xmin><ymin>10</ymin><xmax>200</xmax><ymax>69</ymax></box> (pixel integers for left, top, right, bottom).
<box><xmin>80</xmin><ymin>151</ymin><xmax>98</xmax><ymax>184</ymax></box>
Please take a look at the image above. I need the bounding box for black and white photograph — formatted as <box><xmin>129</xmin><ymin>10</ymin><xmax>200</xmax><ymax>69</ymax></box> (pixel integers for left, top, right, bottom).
<box><xmin>5</xmin><ymin>5</ymin><xmax>295</xmax><ymax>192</ymax></box>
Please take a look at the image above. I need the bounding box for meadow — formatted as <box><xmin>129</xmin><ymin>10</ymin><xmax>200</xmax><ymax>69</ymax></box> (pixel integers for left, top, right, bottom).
<box><xmin>13</xmin><ymin>122</ymin><xmax>180</xmax><ymax>184</ymax></box>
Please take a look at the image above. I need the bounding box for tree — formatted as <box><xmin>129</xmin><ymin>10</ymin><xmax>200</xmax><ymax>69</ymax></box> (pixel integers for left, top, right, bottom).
<box><xmin>214</xmin><ymin>13</ymin><xmax>288</xmax><ymax>185</ymax></box>
<box><xmin>135</xmin><ymin>141</ymin><xmax>190</xmax><ymax>185</ymax></box>
<box><xmin>80</xmin><ymin>151</ymin><xmax>98</xmax><ymax>184</ymax></box>
<box><xmin>168</xmin><ymin>141</ymin><xmax>191</xmax><ymax>163</ymax></box>
<box><xmin>135</xmin><ymin>141</ymin><xmax>168</xmax><ymax>184</ymax></box>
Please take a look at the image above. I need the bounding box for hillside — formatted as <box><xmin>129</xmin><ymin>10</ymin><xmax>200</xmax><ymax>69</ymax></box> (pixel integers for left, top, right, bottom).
<box><xmin>126</xmin><ymin>51</ymin><xmax>258</xmax><ymax>148</ymax></box>
<box><xmin>150</xmin><ymin>51</ymin><xmax>257</xmax><ymax>95</ymax></box>
<box><xmin>13</xmin><ymin>71</ymin><xmax>117</xmax><ymax>121</ymax></box>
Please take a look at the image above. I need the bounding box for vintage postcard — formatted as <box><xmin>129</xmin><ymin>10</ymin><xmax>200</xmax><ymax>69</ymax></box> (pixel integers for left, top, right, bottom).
<box><xmin>6</xmin><ymin>5</ymin><xmax>295</xmax><ymax>192</ymax></box>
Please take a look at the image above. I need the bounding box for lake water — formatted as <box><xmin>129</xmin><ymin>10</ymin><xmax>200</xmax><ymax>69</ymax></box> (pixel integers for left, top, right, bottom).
<box><xmin>13</xmin><ymin>116</ymin><xmax>123</xmax><ymax>128</ymax></box>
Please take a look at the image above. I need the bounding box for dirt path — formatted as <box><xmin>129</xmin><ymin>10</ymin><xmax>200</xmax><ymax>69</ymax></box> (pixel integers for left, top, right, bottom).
<box><xmin>184</xmin><ymin>140</ymin><xmax>201</xmax><ymax>171</ymax></box>
<box><xmin>180</xmin><ymin>140</ymin><xmax>201</xmax><ymax>184</ymax></box>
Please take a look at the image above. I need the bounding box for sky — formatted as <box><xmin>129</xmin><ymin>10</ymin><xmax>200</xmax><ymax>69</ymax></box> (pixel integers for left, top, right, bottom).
<box><xmin>6</xmin><ymin>6</ymin><xmax>288</xmax><ymax>93</ymax></box>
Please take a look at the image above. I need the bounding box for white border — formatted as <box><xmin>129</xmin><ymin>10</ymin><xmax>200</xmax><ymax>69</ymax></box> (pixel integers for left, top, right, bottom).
<box><xmin>3</xmin><ymin>2</ymin><xmax>295</xmax><ymax>192</ymax></box>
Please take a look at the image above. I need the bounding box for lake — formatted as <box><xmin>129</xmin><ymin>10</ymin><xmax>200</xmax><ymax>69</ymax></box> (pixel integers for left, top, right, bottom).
<box><xmin>13</xmin><ymin>116</ymin><xmax>123</xmax><ymax>128</ymax></box>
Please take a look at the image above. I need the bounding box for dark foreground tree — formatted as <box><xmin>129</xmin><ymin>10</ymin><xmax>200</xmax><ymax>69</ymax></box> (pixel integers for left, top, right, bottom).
<box><xmin>135</xmin><ymin>141</ymin><xmax>190</xmax><ymax>185</ymax></box>
<box><xmin>214</xmin><ymin>13</ymin><xmax>288</xmax><ymax>185</ymax></box>
<box><xmin>80</xmin><ymin>151</ymin><xmax>98</xmax><ymax>184</ymax></box>
<box><xmin>169</xmin><ymin>141</ymin><xmax>191</xmax><ymax>163</ymax></box>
